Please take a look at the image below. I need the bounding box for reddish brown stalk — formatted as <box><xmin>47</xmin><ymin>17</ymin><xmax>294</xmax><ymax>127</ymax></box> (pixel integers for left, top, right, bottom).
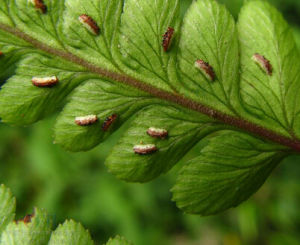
<box><xmin>1</xmin><ymin>23</ymin><xmax>300</xmax><ymax>152</ymax></box>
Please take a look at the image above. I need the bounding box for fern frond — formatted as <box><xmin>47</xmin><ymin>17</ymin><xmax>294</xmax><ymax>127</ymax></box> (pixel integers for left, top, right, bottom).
<box><xmin>0</xmin><ymin>0</ymin><xmax>299</xmax><ymax>214</ymax></box>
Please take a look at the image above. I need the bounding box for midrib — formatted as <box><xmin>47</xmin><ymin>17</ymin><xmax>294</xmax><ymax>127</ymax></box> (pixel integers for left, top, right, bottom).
<box><xmin>1</xmin><ymin>22</ymin><xmax>300</xmax><ymax>152</ymax></box>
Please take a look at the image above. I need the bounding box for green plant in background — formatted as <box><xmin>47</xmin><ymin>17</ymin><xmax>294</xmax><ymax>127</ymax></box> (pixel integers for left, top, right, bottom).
<box><xmin>0</xmin><ymin>184</ymin><xmax>131</xmax><ymax>245</ymax></box>
<box><xmin>0</xmin><ymin>0</ymin><xmax>300</xmax><ymax>216</ymax></box>
<box><xmin>2</xmin><ymin>120</ymin><xmax>300</xmax><ymax>244</ymax></box>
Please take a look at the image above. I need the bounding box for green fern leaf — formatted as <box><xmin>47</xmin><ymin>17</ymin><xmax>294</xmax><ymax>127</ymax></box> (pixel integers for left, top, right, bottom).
<box><xmin>0</xmin><ymin>0</ymin><xmax>299</xmax><ymax>215</ymax></box>
<box><xmin>106</xmin><ymin>235</ymin><xmax>133</xmax><ymax>245</ymax></box>
<box><xmin>0</xmin><ymin>207</ymin><xmax>52</xmax><ymax>245</ymax></box>
<box><xmin>48</xmin><ymin>220</ymin><xmax>93</xmax><ymax>245</ymax></box>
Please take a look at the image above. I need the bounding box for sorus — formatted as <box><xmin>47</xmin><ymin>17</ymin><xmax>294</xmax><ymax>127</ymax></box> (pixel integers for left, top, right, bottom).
<box><xmin>78</xmin><ymin>14</ymin><xmax>100</xmax><ymax>35</ymax></box>
<box><xmin>102</xmin><ymin>114</ymin><xmax>118</xmax><ymax>131</ymax></box>
<box><xmin>133</xmin><ymin>144</ymin><xmax>158</xmax><ymax>155</ymax></box>
<box><xmin>194</xmin><ymin>59</ymin><xmax>216</xmax><ymax>81</ymax></box>
<box><xmin>29</xmin><ymin>0</ymin><xmax>47</xmax><ymax>14</ymax></box>
<box><xmin>252</xmin><ymin>53</ymin><xmax>272</xmax><ymax>76</ymax></box>
<box><xmin>75</xmin><ymin>115</ymin><xmax>98</xmax><ymax>126</ymax></box>
<box><xmin>23</xmin><ymin>214</ymin><xmax>33</xmax><ymax>224</ymax></box>
<box><xmin>162</xmin><ymin>27</ymin><xmax>174</xmax><ymax>52</ymax></box>
<box><xmin>147</xmin><ymin>127</ymin><xmax>168</xmax><ymax>139</ymax></box>
<box><xmin>31</xmin><ymin>76</ymin><xmax>59</xmax><ymax>87</ymax></box>
<box><xmin>15</xmin><ymin>214</ymin><xmax>34</xmax><ymax>224</ymax></box>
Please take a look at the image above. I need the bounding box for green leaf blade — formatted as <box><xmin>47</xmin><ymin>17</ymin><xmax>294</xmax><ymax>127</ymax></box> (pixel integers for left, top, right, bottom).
<box><xmin>106</xmin><ymin>235</ymin><xmax>133</xmax><ymax>245</ymax></box>
<box><xmin>172</xmin><ymin>131</ymin><xmax>287</xmax><ymax>215</ymax></box>
<box><xmin>238</xmin><ymin>1</ymin><xmax>300</xmax><ymax>138</ymax></box>
<box><xmin>0</xmin><ymin>207</ymin><xmax>52</xmax><ymax>245</ymax></box>
<box><xmin>8</xmin><ymin>0</ymin><xmax>65</xmax><ymax>49</ymax></box>
<box><xmin>0</xmin><ymin>54</ymin><xmax>85</xmax><ymax>125</ymax></box>
<box><xmin>178</xmin><ymin>0</ymin><xmax>239</xmax><ymax>114</ymax></box>
<box><xmin>117</xmin><ymin>0</ymin><xmax>181</xmax><ymax>92</ymax></box>
<box><xmin>106</xmin><ymin>105</ymin><xmax>223</xmax><ymax>182</ymax></box>
<box><xmin>62</xmin><ymin>0</ymin><xmax>123</xmax><ymax>71</ymax></box>
<box><xmin>48</xmin><ymin>220</ymin><xmax>93</xmax><ymax>245</ymax></box>
<box><xmin>54</xmin><ymin>78</ymin><xmax>155</xmax><ymax>152</ymax></box>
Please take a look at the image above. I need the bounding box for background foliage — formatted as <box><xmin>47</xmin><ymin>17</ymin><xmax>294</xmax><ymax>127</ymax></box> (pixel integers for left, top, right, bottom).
<box><xmin>0</xmin><ymin>0</ymin><xmax>300</xmax><ymax>244</ymax></box>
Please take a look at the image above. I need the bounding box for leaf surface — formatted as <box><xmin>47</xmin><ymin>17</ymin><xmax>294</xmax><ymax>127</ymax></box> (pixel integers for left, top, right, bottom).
<box><xmin>172</xmin><ymin>131</ymin><xmax>287</xmax><ymax>215</ymax></box>
<box><xmin>117</xmin><ymin>0</ymin><xmax>181</xmax><ymax>92</ymax></box>
<box><xmin>106</xmin><ymin>105</ymin><xmax>223</xmax><ymax>182</ymax></box>
<box><xmin>0</xmin><ymin>208</ymin><xmax>52</xmax><ymax>245</ymax></box>
<box><xmin>178</xmin><ymin>0</ymin><xmax>240</xmax><ymax>114</ymax></box>
<box><xmin>63</xmin><ymin>0</ymin><xmax>124</xmax><ymax>70</ymax></box>
<box><xmin>238</xmin><ymin>1</ymin><xmax>300</xmax><ymax>137</ymax></box>
<box><xmin>0</xmin><ymin>55</ymin><xmax>85</xmax><ymax>125</ymax></box>
<box><xmin>48</xmin><ymin>220</ymin><xmax>93</xmax><ymax>245</ymax></box>
<box><xmin>54</xmin><ymin>78</ymin><xmax>157</xmax><ymax>152</ymax></box>
<box><xmin>106</xmin><ymin>235</ymin><xmax>133</xmax><ymax>245</ymax></box>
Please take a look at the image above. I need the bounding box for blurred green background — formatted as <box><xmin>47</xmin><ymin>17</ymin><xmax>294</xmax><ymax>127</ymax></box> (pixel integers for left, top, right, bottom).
<box><xmin>1</xmin><ymin>0</ymin><xmax>300</xmax><ymax>244</ymax></box>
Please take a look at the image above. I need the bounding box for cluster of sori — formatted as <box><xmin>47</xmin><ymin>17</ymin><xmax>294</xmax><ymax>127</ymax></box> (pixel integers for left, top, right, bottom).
<box><xmin>17</xmin><ymin>0</ymin><xmax>272</xmax><ymax>158</ymax></box>
<box><xmin>75</xmin><ymin>114</ymin><xmax>118</xmax><ymax>131</ymax></box>
<box><xmin>133</xmin><ymin>127</ymin><xmax>168</xmax><ymax>155</ymax></box>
